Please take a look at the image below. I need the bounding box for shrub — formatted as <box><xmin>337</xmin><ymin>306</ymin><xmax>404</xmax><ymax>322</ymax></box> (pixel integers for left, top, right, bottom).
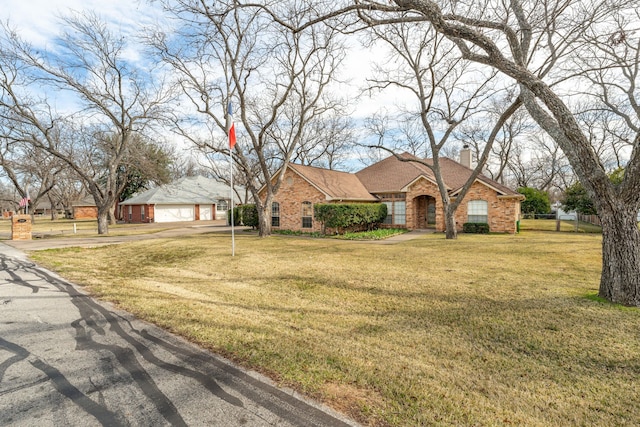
<box><xmin>518</xmin><ymin>187</ymin><xmax>551</xmax><ymax>215</ymax></box>
<box><xmin>228</xmin><ymin>204</ymin><xmax>258</xmax><ymax>228</ymax></box>
<box><xmin>314</xmin><ymin>203</ymin><xmax>387</xmax><ymax>234</ymax></box>
<box><xmin>463</xmin><ymin>222</ymin><xmax>490</xmax><ymax>234</ymax></box>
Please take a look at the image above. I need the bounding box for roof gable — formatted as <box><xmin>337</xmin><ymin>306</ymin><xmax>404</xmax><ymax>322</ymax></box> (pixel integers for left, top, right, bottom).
<box><xmin>356</xmin><ymin>153</ymin><xmax>521</xmax><ymax>198</ymax></box>
<box><xmin>288</xmin><ymin>164</ymin><xmax>378</xmax><ymax>202</ymax></box>
<box><xmin>356</xmin><ymin>153</ymin><xmax>436</xmax><ymax>193</ymax></box>
<box><xmin>431</xmin><ymin>158</ymin><xmax>520</xmax><ymax>197</ymax></box>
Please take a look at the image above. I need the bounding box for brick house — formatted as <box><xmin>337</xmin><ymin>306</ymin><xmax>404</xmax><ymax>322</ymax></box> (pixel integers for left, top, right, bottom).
<box><xmin>262</xmin><ymin>150</ymin><xmax>524</xmax><ymax>234</ymax></box>
<box><xmin>119</xmin><ymin>176</ymin><xmax>235</xmax><ymax>223</ymax></box>
<box><xmin>71</xmin><ymin>196</ymin><xmax>99</xmax><ymax>220</ymax></box>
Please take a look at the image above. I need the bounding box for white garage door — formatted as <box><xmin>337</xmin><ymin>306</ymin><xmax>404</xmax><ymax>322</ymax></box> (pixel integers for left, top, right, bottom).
<box><xmin>200</xmin><ymin>205</ymin><xmax>212</xmax><ymax>220</ymax></box>
<box><xmin>154</xmin><ymin>205</ymin><xmax>195</xmax><ymax>222</ymax></box>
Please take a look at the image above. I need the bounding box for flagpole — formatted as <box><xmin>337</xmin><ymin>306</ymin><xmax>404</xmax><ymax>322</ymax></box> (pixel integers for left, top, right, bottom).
<box><xmin>25</xmin><ymin>184</ymin><xmax>29</xmax><ymax>215</ymax></box>
<box><xmin>228</xmin><ymin>102</ymin><xmax>236</xmax><ymax>257</ymax></box>
<box><xmin>229</xmin><ymin>148</ymin><xmax>235</xmax><ymax>257</ymax></box>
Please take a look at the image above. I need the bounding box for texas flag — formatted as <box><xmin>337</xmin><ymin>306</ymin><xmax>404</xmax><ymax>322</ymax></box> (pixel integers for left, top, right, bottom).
<box><xmin>228</xmin><ymin>102</ymin><xmax>236</xmax><ymax>150</ymax></box>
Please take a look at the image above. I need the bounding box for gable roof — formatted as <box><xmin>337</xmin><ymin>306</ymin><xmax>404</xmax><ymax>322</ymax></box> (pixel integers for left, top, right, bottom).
<box><xmin>120</xmin><ymin>176</ymin><xmax>232</xmax><ymax>206</ymax></box>
<box><xmin>356</xmin><ymin>152</ymin><xmax>443</xmax><ymax>193</ymax></box>
<box><xmin>432</xmin><ymin>158</ymin><xmax>521</xmax><ymax>197</ymax></box>
<box><xmin>72</xmin><ymin>195</ymin><xmax>97</xmax><ymax>207</ymax></box>
<box><xmin>357</xmin><ymin>153</ymin><xmax>521</xmax><ymax>198</ymax></box>
<box><xmin>288</xmin><ymin>164</ymin><xmax>378</xmax><ymax>202</ymax></box>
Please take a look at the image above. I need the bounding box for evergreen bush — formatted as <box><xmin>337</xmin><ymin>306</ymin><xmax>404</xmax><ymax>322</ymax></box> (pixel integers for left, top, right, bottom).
<box><xmin>463</xmin><ymin>222</ymin><xmax>490</xmax><ymax>233</ymax></box>
<box><xmin>228</xmin><ymin>204</ymin><xmax>258</xmax><ymax>228</ymax></box>
<box><xmin>314</xmin><ymin>203</ymin><xmax>387</xmax><ymax>233</ymax></box>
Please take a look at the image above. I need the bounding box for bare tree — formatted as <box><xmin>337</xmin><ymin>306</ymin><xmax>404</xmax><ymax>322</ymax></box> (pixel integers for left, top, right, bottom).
<box><xmin>44</xmin><ymin>168</ymin><xmax>85</xmax><ymax>220</ymax></box>
<box><xmin>150</xmin><ymin>0</ymin><xmax>347</xmax><ymax>236</ymax></box>
<box><xmin>0</xmin><ymin>12</ymin><xmax>172</xmax><ymax>234</ymax></box>
<box><xmin>456</xmin><ymin>95</ymin><xmax>532</xmax><ymax>185</ymax></box>
<box><xmin>0</xmin><ymin>134</ymin><xmax>66</xmax><ymax>215</ymax></box>
<box><xmin>291</xmin><ymin>112</ymin><xmax>357</xmax><ymax>170</ymax></box>
<box><xmin>362</xmin><ymin>20</ymin><xmax>522</xmax><ymax>238</ymax></box>
<box><xmin>242</xmin><ymin>0</ymin><xmax>640</xmax><ymax>304</ymax></box>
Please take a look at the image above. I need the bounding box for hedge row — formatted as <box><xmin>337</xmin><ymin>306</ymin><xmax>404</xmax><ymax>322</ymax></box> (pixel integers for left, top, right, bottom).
<box><xmin>228</xmin><ymin>203</ymin><xmax>387</xmax><ymax>233</ymax></box>
<box><xmin>314</xmin><ymin>203</ymin><xmax>387</xmax><ymax>232</ymax></box>
<box><xmin>228</xmin><ymin>204</ymin><xmax>258</xmax><ymax>228</ymax></box>
<box><xmin>463</xmin><ymin>222</ymin><xmax>490</xmax><ymax>234</ymax></box>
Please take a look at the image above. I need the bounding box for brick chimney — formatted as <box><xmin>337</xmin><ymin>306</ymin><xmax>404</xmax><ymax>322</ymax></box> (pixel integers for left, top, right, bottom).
<box><xmin>460</xmin><ymin>144</ymin><xmax>472</xmax><ymax>168</ymax></box>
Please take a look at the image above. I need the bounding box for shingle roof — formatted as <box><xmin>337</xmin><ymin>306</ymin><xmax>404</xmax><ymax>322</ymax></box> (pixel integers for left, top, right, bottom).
<box><xmin>431</xmin><ymin>158</ymin><xmax>521</xmax><ymax>196</ymax></box>
<box><xmin>289</xmin><ymin>164</ymin><xmax>378</xmax><ymax>202</ymax></box>
<box><xmin>356</xmin><ymin>152</ymin><xmax>440</xmax><ymax>193</ymax></box>
<box><xmin>120</xmin><ymin>176</ymin><xmax>233</xmax><ymax>205</ymax></box>
<box><xmin>72</xmin><ymin>195</ymin><xmax>97</xmax><ymax>207</ymax></box>
<box><xmin>356</xmin><ymin>153</ymin><xmax>521</xmax><ymax>197</ymax></box>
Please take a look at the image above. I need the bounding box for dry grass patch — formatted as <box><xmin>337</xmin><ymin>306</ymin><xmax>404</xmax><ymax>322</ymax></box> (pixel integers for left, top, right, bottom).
<box><xmin>0</xmin><ymin>218</ymin><xmax>205</xmax><ymax>239</ymax></box>
<box><xmin>31</xmin><ymin>231</ymin><xmax>640</xmax><ymax>426</ymax></box>
<box><xmin>520</xmin><ymin>218</ymin><xmax>602</xmax><ymax>233</ymax></box>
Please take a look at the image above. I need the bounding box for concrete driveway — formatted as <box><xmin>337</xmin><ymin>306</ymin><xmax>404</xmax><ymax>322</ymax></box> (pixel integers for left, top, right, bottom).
<box><xmin>0</xmin><ymin>242</ymin><xmax>357</xmax><ymax>426</ymax></box>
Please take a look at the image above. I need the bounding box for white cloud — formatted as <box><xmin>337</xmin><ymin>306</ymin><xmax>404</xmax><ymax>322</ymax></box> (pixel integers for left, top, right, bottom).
<box><xmin>3</xmin><ymin>0</ymin><xmax>163</xmax><ymax>46</ymax></box>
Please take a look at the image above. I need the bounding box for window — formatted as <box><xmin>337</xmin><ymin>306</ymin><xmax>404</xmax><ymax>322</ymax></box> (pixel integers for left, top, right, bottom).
<box><xmin>128</xmin><ymin>205</ymin><xmax>132</xmax><ymax>221</ymax></box>
<box><xmin>468</xmin><ymin>200</ymin><xmax>488</xmax><ymax>223</ymax></box>
<box><xmin>140</xmin><ymin>206</ymin><xmax>145</xmax><ymax>221</ymax></box>
<box><xmin>271</xmin><ymin>202</ymin><xmax>280</xmax><ymax>227</ymax></box>
<box><xmin>217</xmin><ymin>200</ymin><xmax>229</xmax><ymax>212</ymax></box>
<box><xmin>383</xmin><ymin>201</ymin><xmax>393</xmax><ymax>224</ymax></box>
<box><xmin>379</xmin><ymin>194</ymin><xmax>406</xmax><ymax>226</ymax></box>
<box><xmin>301</xmin><ymin>201</ymin><xmax>313</xmax><ymax>228</ymax></box>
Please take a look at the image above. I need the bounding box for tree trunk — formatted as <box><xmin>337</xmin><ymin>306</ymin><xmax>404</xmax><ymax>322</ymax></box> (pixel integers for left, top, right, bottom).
<box><xmin>97</xmin><ymin>206</ymin><xmax>110</xmax><ymax>235</ymax></box>
<box><xmin>108</xmin><ymin>207</ymin><xmax>117</xmax><ymax>225</ymax></box>
<box><xmin>599</xmin><ymin>205</ymin><xmax>640</xmax><ymax>306</ymax></box>
<box><xmin>444</xmin><ymin>204</ymin><xmax>458</xmax><ymax>239</ymax></box>
<box><xmin>257</xmin><ymin>203</ymin><xmax>271</xmax><ymax>238</ymax></box>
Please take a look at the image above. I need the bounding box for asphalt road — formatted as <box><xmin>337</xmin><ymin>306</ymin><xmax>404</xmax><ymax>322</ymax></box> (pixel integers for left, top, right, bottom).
<box><xmin>0</xmin><ymin>242</ymin><xmax>357</xmax><ymax>427</ymax></box>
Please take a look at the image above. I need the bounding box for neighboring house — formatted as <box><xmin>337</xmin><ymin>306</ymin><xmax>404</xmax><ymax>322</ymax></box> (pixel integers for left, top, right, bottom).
<box><xmin>261</xmin><ymin>150</ymin><xmax>524</xmax><ymax>234</ymax></box>
<box><xmin>32</xmin><ymin>200</ymin><xmax>65</xmax><ymax>217</ymax></box>
<box><xmin>555</xmin><ymin>206</ymin><xmax>577</xmax><ymax>221</ymax></box>
<box><xmin>119</xmin><ymin>176</ymin><xmax>235</xmax><ymax>223</ymax></box>
<box><xmin>72</xmin><ymin>196</ymin><xmax>99</xmax><ymax>220</ymax></box>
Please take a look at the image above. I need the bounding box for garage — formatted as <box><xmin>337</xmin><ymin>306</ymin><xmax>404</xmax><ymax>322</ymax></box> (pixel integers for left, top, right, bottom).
<box><xmin>120</xmin><ymin>176</ymin><xmax>244</xmax><ymax>223</ymax></box>
<box><xmin>154</xmin><ymin>205</ymin><xmax>195</xmax><ymax>222</ymax></box>
<box><xmin>199</xmin><ymin>205</ymin><xmax>212</xmax><ymax>220</ymax></box>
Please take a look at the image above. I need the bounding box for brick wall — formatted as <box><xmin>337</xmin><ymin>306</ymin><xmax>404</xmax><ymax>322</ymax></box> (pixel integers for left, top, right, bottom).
<box><xmin>11</xmin><ymin>214</ymin><xmax>32</xmax><ymax>240</ymax></box>
<box><xmin>267</xmin><ymin>170</ymin><xmax>327</xmax><ymax>233</ymax></box>
<box><xmin>124</xmin><ymin>205</ymin><xmax>156</xmax><ymax>223</ymax></box>
<box><xmin>407</xmin><ymin>179</ymin><xmax>520</xmax><ymax>234</ymax></box>
<box><xmin>73</xmin><ymin>206</ymin><xmax>98</xmax><ymax>219</ymax></box>
<box><xmin>264</xmin><ymin>169</ymin><xmax>521</xmax><ymax>234</ymax></box>
<box><xmin>450</xmin><ymin>182</ymin><xmax>521</xmax><ymax>234</ymax></box>
<box><xmin>406</xmin><ymin>179</ymin><xmax>443</xmax><ymax>231</ymax></box>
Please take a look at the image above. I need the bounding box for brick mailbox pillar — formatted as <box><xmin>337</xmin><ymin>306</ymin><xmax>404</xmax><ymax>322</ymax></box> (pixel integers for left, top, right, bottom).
<box><xmin>11</xmin><ymin>214</ymin><xmax>32</xmax><ymax>240</ymax></box>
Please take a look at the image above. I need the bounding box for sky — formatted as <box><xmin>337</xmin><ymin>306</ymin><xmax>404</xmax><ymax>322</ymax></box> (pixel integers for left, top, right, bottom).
<box><xmin>1</xmin><ymin>0</ymin><xmax>414</xmax><ymax>170</ymax></box>
<box><xmin>2</xmin><ymin>0</ymin><xmax>398</xmax><ymax>116</ymax></box>
<box><xmin>3</xmin><ymin>0</ymin><xmax>161</xmax><ymax>46</ymax></box>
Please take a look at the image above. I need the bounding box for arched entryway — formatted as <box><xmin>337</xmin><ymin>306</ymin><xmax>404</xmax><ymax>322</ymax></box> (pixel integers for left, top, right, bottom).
<box><xmin>413</xmin><ymin>195</ymin><xmax>437</xmax><ymax>229</ymax></box>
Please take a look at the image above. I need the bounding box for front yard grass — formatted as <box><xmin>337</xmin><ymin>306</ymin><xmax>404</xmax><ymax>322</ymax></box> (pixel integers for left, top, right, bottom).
<box><xmin>520</xmin><ymin>218</ymin><xmax>602</xmax><ymax>233</ymax></box>
<box><xmin>31</xmin><ymin>230</ymin><xmax>640</xmax><ymax>426</ymax></box>
<box><xmin>0</xmin><ymin>218</ymin><xmax>209</xmax><ymax>239</ymax></box>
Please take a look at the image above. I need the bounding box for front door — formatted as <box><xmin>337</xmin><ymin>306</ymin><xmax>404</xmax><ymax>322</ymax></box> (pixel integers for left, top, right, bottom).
<box><xmin>413</xmin><ymin>195</ymin><xmax>436</xmax><ymax>229</ymax></box>
<box><xmin>427</xmin><ymin>198</ymin><xmax>436</xmax><ymax>227</ymax></box>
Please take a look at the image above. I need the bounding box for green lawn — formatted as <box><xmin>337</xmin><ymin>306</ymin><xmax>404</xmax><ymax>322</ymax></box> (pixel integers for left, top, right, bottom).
<box><xmin>30</xmin><ymin>230</ymin><xmax>640</xmax><ymax>426</ymax></box>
